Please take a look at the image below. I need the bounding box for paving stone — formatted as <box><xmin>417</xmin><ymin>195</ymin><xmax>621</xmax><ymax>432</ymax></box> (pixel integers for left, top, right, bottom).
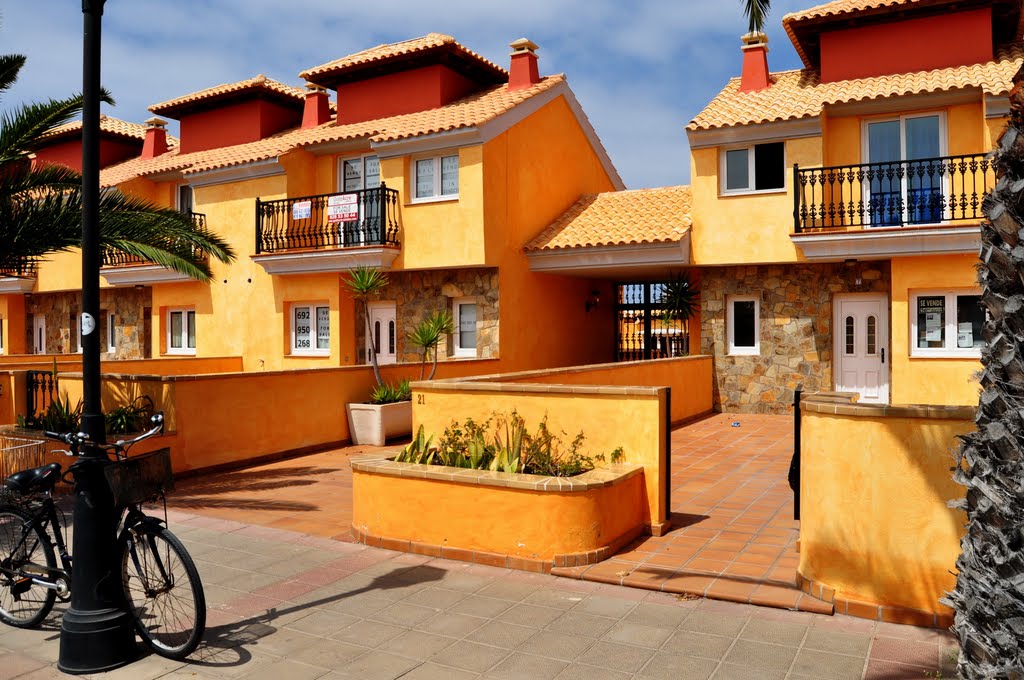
<box><xmin>738</xmin><ymin>618</ymin><xmax>808</xmax><ymax>646</ymax></box>
<box><xmin>575</xmin><ymin>640</ymin><xmax>655</xmax><ymax>673</ymax></box>
<box><xmin>430</xmin><ymin>640</ymin><xmax>510</xmax><ymax>673</ymax></box>
<box><xmin>437</xmin><ymin>571</ymin><xmax>495</xmax><ymax>593</ymax></box>
<box><xmin>402</xmin><ymin>586</ymin><xmax>471</xmax><ymax>610</ymax></box>
<box><xmin>285</xmin><ymin>609</ymin><xmax>360</xmax><ymax>637</ymax></box>
<box><xmin>637</xmin><ymin>652</ymin><xmax>718</xmax><ymax>680</ymax></box>
<box><xmin>722</xmin><ymin>639</ymin><xmax>797</xmax><ymax>671</ymax></box>
<box><xmin>802</xmin><ymin>628</ymin><xmax>872</xmax><ymax>656</ymax></box>
<box><xmin>790</xmin><ymin>648</ymin><xmax>868</xmax><ymax>680</ymax></box>
<box><xmin>484</xmin><ymin>651</ymin><xmax>568</xmax><ymax>679</ymax></box>
<box><xmin>554</xmin><ymin>664</ymin><xmax>633</xmax><ymax>680</ymax></box>
<box><xmin>370</xmin><ymin>602</ymin><xmax>439</xmax><ymax>627</ymax></box>
<box><xmin>518</xmin><ymin>630</ymin><xmax>595</xmax><ymax>661</ymax></box>
<box><xmin>571</xmin><ymin>595</ymin><xmax>638</xmax><ymax>619</ymax></box>
<box><xmin>662</xmin><ymin>630</ymin><xmax>735</xmax><ymax>659</ymax></box>
<box><xmin>332</xmin><ymin>619</ymin><xmax>405</xmax><ymax>647</ymax></box>
<box><xmin>332</xmin><ymin>650</ymin><xmax>419</xmax><ymax>680</ymax></box>
<box><xmin>710</xmin><ymin>662</ymin><xmax>787</xmax><ymax>680</ymax></box>
<box><xmin>232</xmin><ymin>659</ymin><xmax>329</xmax><ymax>680</ymax></box>
<box><xmin>290</xmin><ymin>638</ymin><xmax>369</xmax><ymax>669</ymax></box>
<box><xmin>244</xmin><ymin>625</ymin><xmax>320</xmax><ymax>657</ymax></box>
<box><xmin>602</xmin><ymin>620</ymin><xmax>674</xmax><ymax>649</ymax></box>
<box><xmin>522</xmin><ymin>588</ymin><xmax>587</xmax><ymax>610</ymax></box>
<box><xmin>546</xmin><ymin>611</ymin><xmax>620</xmax><ymax>639</ymax></box>
<box><xmin>450</xmin><ymin>595</ymin><xmax>515</xmax><ymax>618</ymax></box>
<box><xmin>679</xmin><ymin>611</ymin><xmax>749</xmax><ymax>637</ymax></box>
<box><xmin>497</xmin><ymin>603</ymin><xmax>565</xmax><ymax>628</ymax></box>
<box><xmin>416</xmin><ymin>611</ymin><xmax>490</xmax><ymax>638</ymax></box>
<box><xmin>477</xmin><ymin>581</ymin><xmax>541</xmax><ymax>602</ymax></box>
<box><xmin>384</xmin><ymin>630</ymin><xmax>455</xmax><ymax>661</ymax></box>
<box><xmin>623</xmin><ymin>602</ymin><xmax>692</xmax><ymax>629</ymax></box>
<box><xmin>466</xmin><ymin>621</ymin><xmax>537</xmax><ymax>649</ymax></box>
<box><xmin>326</xmin><ymin>593</ymin><xmax>393</xmax><ymax>617</ymax></box>
<box><xmin>397</xmin><ymin>662</ymin><xmax>480</xmax><ymax>680</ymax></box>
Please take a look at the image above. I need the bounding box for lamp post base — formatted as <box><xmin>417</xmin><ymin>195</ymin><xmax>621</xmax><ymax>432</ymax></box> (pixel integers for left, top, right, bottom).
<box><xmin>58</xmin><ymin>606</ymin><xmax>138</xmax><ymax>675</ymax></box>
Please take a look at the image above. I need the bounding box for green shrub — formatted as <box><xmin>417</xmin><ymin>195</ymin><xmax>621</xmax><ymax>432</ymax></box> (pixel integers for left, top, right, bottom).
<box><xmin>369</xmin><ymin>379</ymin><xmax>411</xmax><ymax>405</ymax></box>
<box><xmin>104</xmin><ymin>395</ymin><xmax>154</xmax><ymax>434</ymax></box>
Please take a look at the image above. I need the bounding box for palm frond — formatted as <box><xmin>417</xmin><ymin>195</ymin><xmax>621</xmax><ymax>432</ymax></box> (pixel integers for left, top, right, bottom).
<box><xmin>0</xmin><ymin>87</ymin><xmax>113</xmax><ymax>161</ymax></box>
<box><xmin>742</xmin><ymin>0</ymin><xmax>771</xmax><ymax>34</ymax></box>
<box><xmin>0</xmin><ymin>54</ymin><xmax>26</xmax><ymax>99</ymax></box>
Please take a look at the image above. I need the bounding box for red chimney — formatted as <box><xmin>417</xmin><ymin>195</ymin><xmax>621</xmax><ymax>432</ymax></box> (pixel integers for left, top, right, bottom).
<box><xmin>739</xmin><ymin>32</ymin><xmax>771</xmax><ymax>93</ymax></box>
<box><xmin>508</xmin><ymin>38</ymin><xmax>541</xmax><ymax>91</ymax></box>
<box><xmin>302</xmin><ymin>83</ymin><xmax>332</xmax><ymax>129</ymax></box>
<box><xmin>141</xmin><ymin>117</ymin><xmax>169</xmax><ymax>159</ymax></box>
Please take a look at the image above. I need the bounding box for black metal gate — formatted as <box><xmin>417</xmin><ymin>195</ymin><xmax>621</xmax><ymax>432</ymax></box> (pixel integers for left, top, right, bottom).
<box><xmin>615</xmin><ymin>283</ymin><xmax>690</xmax><ymax>361</ymax></box>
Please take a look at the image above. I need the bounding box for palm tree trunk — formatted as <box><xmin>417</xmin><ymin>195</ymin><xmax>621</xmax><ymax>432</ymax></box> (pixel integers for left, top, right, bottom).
<box><xmin>947</xmin><ymin>63</ymin><xmax>1024</xmax><ymax>677</ymax></box>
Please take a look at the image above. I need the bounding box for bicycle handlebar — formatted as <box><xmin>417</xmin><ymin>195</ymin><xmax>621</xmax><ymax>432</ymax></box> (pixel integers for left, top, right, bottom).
<box><xmin>44</xmin><ymin>412</ymin><xmax>165</xmax><ymax>455</ymax></box>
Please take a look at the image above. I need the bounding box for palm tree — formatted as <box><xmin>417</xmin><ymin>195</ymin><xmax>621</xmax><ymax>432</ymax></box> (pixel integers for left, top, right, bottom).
<box><xmin>946</xmin><ymin>64</ymin><xmax>1024</xmax><ymax>678</ymax></box>
<box><xmin>0</xmin><ymin>53</ymin><xmax>233</xmax><ymax>280</ymax></box>
<box><xmin>742</xmin><ymin>0</ymin><xmax>771</xmax><ymax>34</ymax></box>
<box><xmin>409</xmin><ymin>310</ymin><xmax>455</xmax><ymax>380</ymax></box>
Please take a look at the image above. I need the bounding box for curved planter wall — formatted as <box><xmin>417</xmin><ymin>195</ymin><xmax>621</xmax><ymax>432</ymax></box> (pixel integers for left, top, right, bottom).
<box><xmin>351</xmin><ymin>455</ymin><xmax>646</xmax><ymax>572</ymax></box>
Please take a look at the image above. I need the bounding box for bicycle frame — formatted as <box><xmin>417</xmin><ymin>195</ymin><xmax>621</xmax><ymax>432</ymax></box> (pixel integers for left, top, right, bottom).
<box><xmin>2</xmin><ymin>495</ymin><xmax>72</xmax><ymax>600</ymax></box>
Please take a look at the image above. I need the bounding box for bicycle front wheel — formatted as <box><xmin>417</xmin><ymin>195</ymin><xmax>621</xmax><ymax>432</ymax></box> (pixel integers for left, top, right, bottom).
<box><xmin>0</xmin><ymin>505</ymin><xmax>56</xmax><ymax>628</ymax></box>
<box><xmin>120</xmin><ymin>524</ymin><xmax>205</xmax><ymax>659</ymax></box>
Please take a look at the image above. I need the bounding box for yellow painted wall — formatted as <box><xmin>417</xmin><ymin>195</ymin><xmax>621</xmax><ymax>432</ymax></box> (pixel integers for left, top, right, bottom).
<box><xmin>353</xmin><ymin>469</ymin><xmax>644</xmax><ymax>560</ymax></box>
<box><xmin>689</xmin><ymin>137</ymin><xmax>820</xmax><ymax>265</ymax></box>
<box><xmin>482</xmin><ymin>95</ymin><xmax>619</xmax><ymax>370</ymax></box>
<box><xmin>412</xmin><ymin>383</ymin><xmax>668</xmax><ymax>529</ymax></box>
<box><xmin>890</xmin><ymin>253</ymin><xmax>980</xmax><ymax>405</ymax></box>
<box><xmin>0</xmin><ymin>295</ymin><xmax>26</xmax><ymax>355</ymax></box>
<box><xmin>800</xmin><ymin>409</ymin><xmax>971</xmax><ymax>613</ymax></box>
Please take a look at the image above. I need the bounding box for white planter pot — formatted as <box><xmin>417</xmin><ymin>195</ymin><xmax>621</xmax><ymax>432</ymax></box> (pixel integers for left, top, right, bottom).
<box><xmin>346</xmin><ymin>400</ymin><xmax>412</xmax><ymax>446</ymax></box>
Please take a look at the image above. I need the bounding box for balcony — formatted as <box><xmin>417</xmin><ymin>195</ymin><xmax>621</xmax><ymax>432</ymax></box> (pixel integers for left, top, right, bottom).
<box><xmin>791</xmin><ymin>153</ymin><xmax>994</xmax><ymax>260</ymax></box>
<box><xmin>0</xmin><ymin>259</ymin><xmax>37</xmax><ymax>293</ymax></box>
<box><xmin>101</xmin><ymin>213</ymin><xmax>209</xmax><ymax>286</ymax></box>
<box><xmin>252</xmin><ymin>185</ymin><xmax>401</xmax><ymax>275</ymax></box>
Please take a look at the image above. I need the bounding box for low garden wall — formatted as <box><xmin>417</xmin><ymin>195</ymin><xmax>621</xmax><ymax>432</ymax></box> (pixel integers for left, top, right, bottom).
<box><xmin>799</xmin><ymin>392</ymin><xmax>973</xmax><ymax>627</ymax></box>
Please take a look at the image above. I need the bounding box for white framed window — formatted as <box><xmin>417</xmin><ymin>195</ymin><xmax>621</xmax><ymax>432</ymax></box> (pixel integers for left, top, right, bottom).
<box><xmin>721</xmin><ymin>142</ymin><xmax>785</xmax><ymax>195</ymax></box>
<box><xmin>910</xmin><ymin>290</ymin><xmax>984</xmax><ymax>357</ymax></box>
<box><xmin>177</xmin><ymin>185</ymin><xmax>193</xmax><ymax>215</ymax></box>
<box><xmin>452</xmin><ymin>298</ymin><xmax>477</xmax><ymax>358</ymax></box>
<box><xmin>167</xmin><ymin>308</ymin><xmax>196</xmax><ymax>355</ymax></box>
<box><xmin>727</xmin><ymin>295</ymin><xmax>760</xmax><ymax>355</ymax></box>
<box><xmin>338</xmin><ymin>155</ymin><xmax>380</xmax><ymax>192</ymax></box>
<box><xmin>106</xmin><ymin>311</ymin><xmax>116</xmax><ymax>353</ymax></box>
<box><xmin>413</xmin><ymin>154</ymin><xmax>459</xmax><ymax>202</ymax></box>
<box><xmin>863</xmin><ymin>112</ymin><xmax>946</xmax><ymax>226</ymax></box>
<box><xmin>291</xmin><ymin>303</ymin><xmax>330</xmax><ymax>355</ymax></box>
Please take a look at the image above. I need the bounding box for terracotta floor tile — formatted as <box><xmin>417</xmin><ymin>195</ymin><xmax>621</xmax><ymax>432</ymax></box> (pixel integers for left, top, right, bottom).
<box><xmin>661</xmin><ymin>573</ymin><xmax>715</xmax><ymax>596</ymax></box>
<box><xmin>685</xmin><ymin>558</ymin><xmax>733</xmax><ymax>574</ymax></box>
<box><xmin>704</xmin><ymin>578</ymin><xmax>758</xmax><ymax>603</ymax></box>
<box><xmin>750</xmin><ymin>584</ymin><xmax>802</xmax><ymax>610</ymax></box>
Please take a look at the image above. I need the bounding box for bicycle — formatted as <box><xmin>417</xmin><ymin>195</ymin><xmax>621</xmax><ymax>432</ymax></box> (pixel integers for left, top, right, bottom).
<box><xmin>0</xmin><ymin>413</ymin><xmax>206</xmax><ymax>660</ymax></box>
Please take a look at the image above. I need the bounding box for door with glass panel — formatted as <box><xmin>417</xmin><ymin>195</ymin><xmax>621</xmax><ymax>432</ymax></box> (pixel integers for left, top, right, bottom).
<box><xmin>338</xmin><ymin>155</ymin><xmax>380</xmax><ymax>245</ymax></box>
<box><xmin>834</xmin><ymin>295</ymin><xmax>889</xmax><ymax>404</ymax></box>
<box><xmin>865</xmin><ymin>114</ymin><xmax>943</xmax><ymax>226</ymax></box>
<box><xmin>367</xmin><ymin>302</ymin><xmax>396</xmax><ymax>365</ymax></box>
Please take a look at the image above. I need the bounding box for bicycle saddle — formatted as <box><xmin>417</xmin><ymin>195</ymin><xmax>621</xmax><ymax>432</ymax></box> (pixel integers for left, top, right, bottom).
<box><xmin>4</xmin><ymin>463</ymin><xmax>62</xmax><ymax>495</ymax></box>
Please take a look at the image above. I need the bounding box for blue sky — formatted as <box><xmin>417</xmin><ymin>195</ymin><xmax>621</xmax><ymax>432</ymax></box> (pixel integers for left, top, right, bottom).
<box><xmin>4</xmin><ymin>0</ymin><xmax>811</xmax><ymax>189</ymax></box>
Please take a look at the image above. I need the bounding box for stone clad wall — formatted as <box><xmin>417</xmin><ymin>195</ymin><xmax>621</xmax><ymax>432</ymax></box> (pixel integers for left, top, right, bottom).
<box><xmin>357</xmin><ymin>267</ymin><xmax>499</xmax><ymax>364</ymax></box>
<box><xmin>24</xmin><ymin>288</ymin><xmax>151</xmax><ymax>359</ymax></box>
<box><xmin>700</xmin><ymin>262</ymin><xmax>890</xmax><ymax>414</ymax></box>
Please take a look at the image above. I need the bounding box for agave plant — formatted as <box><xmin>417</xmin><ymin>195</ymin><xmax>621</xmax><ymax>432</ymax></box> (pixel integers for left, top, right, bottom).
<box><xmin>489</xmin><ymin>411</ymin><xmax>525</xmax><ymax>473</ymax></box>
<box><xmin>394</xmin><ymin>425</ymin><xmax>436</xmax><ymax>465</ymax></box>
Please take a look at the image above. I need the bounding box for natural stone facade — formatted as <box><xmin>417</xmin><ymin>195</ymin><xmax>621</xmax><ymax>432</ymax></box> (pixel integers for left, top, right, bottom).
<box><xmin>700</xmin><ymin>262</ymin><xmax>890</xmax><ymax>414</ymax></box>
<box><xmin>24</xmin><ymin>288</ymin><xmax>152</xmax><ymax>359</ymax></box>
<box><xmin>357</xmin><ymin>268</ymin><xmax>499</xmax><ymax>366</ymax></box>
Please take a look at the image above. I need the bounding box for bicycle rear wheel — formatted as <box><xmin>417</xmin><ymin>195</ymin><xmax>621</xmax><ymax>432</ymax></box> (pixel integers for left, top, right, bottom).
<box><xmin>120</xmin><ymin>523</ymin><xmax>205</xmax><ymax>659</ymax></box>
<box><xmin>0</xmin><ymin>505</ymin><xmax>56</xmax><ymax>628</ymax></box>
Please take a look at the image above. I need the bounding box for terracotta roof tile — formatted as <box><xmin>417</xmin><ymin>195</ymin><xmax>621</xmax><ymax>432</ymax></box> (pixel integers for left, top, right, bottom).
<box><xmin>299</xmin><ymin>33</ymin><xmax>506</xmax><ymax>83</ymax></box>
<box><xmin>688</xmin><ymin>43</ymin><xmax>1023</xmax><ymax>131</ymax></box>
<box><xmin>101</xmin><ymin>75</ymin><xmax>565</xmax><ymax>187</ymax></box>
<box><xmin>525</xmin><ymin>186</ymin><xmax>692</xmax><ymax>252</ymax></box>
<box><xmin>39</xmin><ymin>114</ymin><xmax>179</xmax><ymax>148</ymax></box>
<box><xmin>783</xmin><ymin>0</ymin><xmax>935</xmax><ymax>24</ymax></box>
<box><xmin>149</xmin><ymin>74</ymin><xmax>307</xmax><ymax>117</ymax></box>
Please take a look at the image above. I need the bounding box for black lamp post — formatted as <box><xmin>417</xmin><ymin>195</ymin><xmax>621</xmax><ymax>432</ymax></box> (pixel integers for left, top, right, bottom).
<box><xmin>58</xmin><ymin>0</ymin><xmax>139</xmax><ymax>672</ymax></box>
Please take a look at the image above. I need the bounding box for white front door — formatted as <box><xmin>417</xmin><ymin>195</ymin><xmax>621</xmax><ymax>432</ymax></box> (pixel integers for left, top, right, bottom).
<box><xmin>834</xmin><ymin>295</ymin><xmax>889</xmax><ymax>404</ymax></box>
<box><xmin>32</xmin><ymin>315</ymin><xmax>45</xmax><ymax>354</ymax></box>
<box><xmin>367</xmin><ymin>302</ymin><xmax>396</xmax><ymax>366</ymax></box>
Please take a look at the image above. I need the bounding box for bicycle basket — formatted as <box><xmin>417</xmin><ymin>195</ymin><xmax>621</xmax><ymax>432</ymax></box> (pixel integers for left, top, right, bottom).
<box><xmin>103</xmin><ymin>448</ymin><xmax>174</xmax><ymax>507</ymax></box>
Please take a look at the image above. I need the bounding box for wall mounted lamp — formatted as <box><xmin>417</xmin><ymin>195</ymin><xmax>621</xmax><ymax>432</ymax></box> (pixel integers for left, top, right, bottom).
<box><xmin>585</xmin><ymin>290</ymin><xmax>600</xmax><ymax>313</ymax></box>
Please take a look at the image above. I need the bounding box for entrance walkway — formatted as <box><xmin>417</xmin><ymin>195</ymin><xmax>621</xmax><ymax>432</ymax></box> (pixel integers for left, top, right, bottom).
<box><xmin>553</xmin><ymin>414</ymin><xmax>825</xmax><ymax>614</ymax></box>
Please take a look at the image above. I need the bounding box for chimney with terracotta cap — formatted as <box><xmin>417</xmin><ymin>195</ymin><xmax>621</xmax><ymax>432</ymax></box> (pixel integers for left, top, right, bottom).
<box><xmin>508</xmin><ymin>38</ymin><xmax>541</xmax><ymax>91</ymax></box>
<box><xmin>302</xmin><ymin>83</ymin><xmax>332</xmax><ymax>129</ymax></box>
<box><xmin>739</xmin><ymin>32</ymin><xmax>770</xmax><ymax>93</ymax></box>
<box><xmin>140</xmin><ymin>117</ymin><xmax>169</xmax><ymax>159</ymax></box>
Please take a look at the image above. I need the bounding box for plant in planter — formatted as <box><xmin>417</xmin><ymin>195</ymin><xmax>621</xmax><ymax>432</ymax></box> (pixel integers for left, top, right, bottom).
<box><xmin>342</xmin><ymin>266</ymin><xmax>412</xmax><ymax>445</ymax></box>
<box><xmin>396</xmin><ymin>412</ymin><xmax>617</xmax><ymax>478</ymax></box>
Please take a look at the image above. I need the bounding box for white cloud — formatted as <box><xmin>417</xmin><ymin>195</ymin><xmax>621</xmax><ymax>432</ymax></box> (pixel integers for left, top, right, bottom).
<box><xmin>3</xmin><ymin>0</ymin><xmax>811</xmax><ymax>188</ymax></box>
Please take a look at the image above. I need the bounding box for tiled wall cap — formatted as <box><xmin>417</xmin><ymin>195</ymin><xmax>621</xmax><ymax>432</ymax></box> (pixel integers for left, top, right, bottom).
<box><xmin>802</xmin><ymin>392</ymin><xmax>974</xmax><ymax>420</ymax></box>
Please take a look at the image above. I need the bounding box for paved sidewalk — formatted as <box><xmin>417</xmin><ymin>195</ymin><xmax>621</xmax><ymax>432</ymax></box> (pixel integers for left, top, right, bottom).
<box><xmin>0</xmin><ymin>509</ymin><xmax>958</xmax><ymax>680</ymax></box>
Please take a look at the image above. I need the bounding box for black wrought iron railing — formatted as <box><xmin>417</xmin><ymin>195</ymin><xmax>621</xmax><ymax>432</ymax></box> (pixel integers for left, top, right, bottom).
<box><xmin>101</xmin><ymin>212</ymin><xmax>208</xmax><ymax>267</ymax></box>
<box><xmin>25</xmin><ymin>370</ymin><xmax>57</xmax><ymax>422</ymax></box>
<box><xmin>255</xmin><ymin>184</ymin><xmax>401</xmax><ymax>254</ymax></box>
<box><xmin>793</xmin><ymin>153</ymin><xmax>995</xmax><ymax>232</ymax></box>
<box><xmin>0</xmin><ymin>259</ymin><xmax>37</xmax><ymax>278</ymax></box>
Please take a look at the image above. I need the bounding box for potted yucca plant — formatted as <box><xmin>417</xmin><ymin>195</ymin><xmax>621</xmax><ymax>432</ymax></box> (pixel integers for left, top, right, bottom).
<box><xmin>342</xmin><ymin>266</ymin><xmax>412</xmax><ymax>446</ymax></box>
